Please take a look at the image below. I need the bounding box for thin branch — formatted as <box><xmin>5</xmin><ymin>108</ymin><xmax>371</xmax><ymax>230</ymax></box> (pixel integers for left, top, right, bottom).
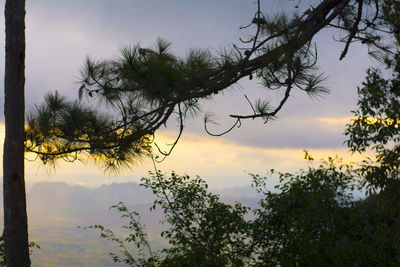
<box><xmin>340</xmin><ymin>0</ymin><xmax>364</xmax><ymax>60</ymax></box>
<box><xmin>154</xmin><ymin>103</ymin><xmax>184</xmax><ymax>163</ymax></box>
<box><xmin>204</xmin><ymin>118</ymin><xmax>242</xmax><ymax>137</ymax></box>
<box><xmin>244</xmin><ymin>95</ymin><xmax>257</xmax><ymax>115</ymax></box>
<box><xmin>230</xmin><ymin>83</ymin><xmax>293</xmax><ymax>120</ymax></box>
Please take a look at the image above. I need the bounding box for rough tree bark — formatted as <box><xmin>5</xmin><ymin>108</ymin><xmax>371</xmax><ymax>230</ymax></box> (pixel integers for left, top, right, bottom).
<box><xmin>3</xmin><ymin>0</ymin><xmax>30</xmax><ymax>266</ymax></box>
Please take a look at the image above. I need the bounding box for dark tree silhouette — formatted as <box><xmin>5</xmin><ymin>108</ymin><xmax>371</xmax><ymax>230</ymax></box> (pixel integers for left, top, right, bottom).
<box><xmin>87</xmin><ymin>160</ymin><xmax>400</xmax><ymax>265</ymax></box>
<box><xmin>3</xmin><ymin>0</ymin><xmax>30</xmax><ymax>266</ymax></box>
<box><xmin>345</xmin><ymin>0</ymin><xmax>400</xmax><ymax>190</ymax></box>
<box><xmin>25</xmin><ymin>0</ymin><xmax>397</xmax><ymax>169</ymax></box>
<box><xmin>26</xmin><ymin>0</ymin><xmax>398</xmax><ymax>169</ymax></box>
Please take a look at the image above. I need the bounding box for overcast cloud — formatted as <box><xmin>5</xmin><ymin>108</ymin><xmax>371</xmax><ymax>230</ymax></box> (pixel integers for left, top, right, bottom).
<box><xmin>0</xmin><ymin>0</ymin><xmax>378</xmax><ymax>187</ymax></box>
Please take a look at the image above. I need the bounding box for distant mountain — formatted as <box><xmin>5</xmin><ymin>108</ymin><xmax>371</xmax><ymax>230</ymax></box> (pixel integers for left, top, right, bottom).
<box><xmin>0</xmin><ymin>181</ymin><xmax>260</xmax><ymax>266</ymax></box>
<box><xmin>27</xmin><ymin>181</ymin><xmax>155</xmax><ymax>226</ymax></box>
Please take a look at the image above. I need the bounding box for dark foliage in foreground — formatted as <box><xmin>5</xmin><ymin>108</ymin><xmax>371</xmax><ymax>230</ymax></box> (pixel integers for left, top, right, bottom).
<box><xmin>88</xmin><ymin>30</ymin><xmax>400</xmax><ymax>264</ymax></box>
<box><xmin>87</xmin><ymin>159</ymin><xmax>400</xmax><ymax>266</ymax></box>
<box><xmin>20</xmin><ymin>1</ymin><xmax>400</xmax><ymax>265</ymax></box>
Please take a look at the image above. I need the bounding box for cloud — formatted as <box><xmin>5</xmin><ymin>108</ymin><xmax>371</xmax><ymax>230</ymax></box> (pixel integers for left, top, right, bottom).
<box><xmin>318</xmin><ymin>117</ymin><xmax>353</xmax><ymax>125</ymax></box>
<box><xmin>149</xmin><ymin>130</ymin><xmax>369</xmax><ymax>188</ymax></box>
<box><xmin>48</xmin><ymin>216</ymin><xmax>71</xmax><ymax>222</ymax></box>
<box><xmin>181</xmin><ymin>114</ymin><xmax>353</xmax><ymax>150</ymax></box>
<box><xmin>0</xmin><ymin>1</ymin><xmax>376</xmax><ymax>189</ymax></box>
<box><xmin>0</xmin><ymin>119</ymin><xmax>372</xmax><ymax>190</ymax></box>
<box><xmin>74</xmin><ymin>182</ymin><xmax>88</xmax><ymax>186</ymax></box>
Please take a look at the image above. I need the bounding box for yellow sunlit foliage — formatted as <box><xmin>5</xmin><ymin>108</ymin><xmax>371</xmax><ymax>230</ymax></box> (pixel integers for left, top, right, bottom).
<box><xmin>355</xmin><ymin>117</ymin><xmax>400</xmax><ymax>128</ymax></box>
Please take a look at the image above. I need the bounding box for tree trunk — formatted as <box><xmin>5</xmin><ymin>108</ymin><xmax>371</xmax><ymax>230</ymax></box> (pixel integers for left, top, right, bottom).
<box><xmin>3</xmin><ymin>0</ymin><xmax>30</xmax><ymax>266</ymax></box>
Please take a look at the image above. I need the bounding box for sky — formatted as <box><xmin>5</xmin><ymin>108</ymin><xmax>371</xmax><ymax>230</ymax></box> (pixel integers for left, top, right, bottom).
<box><xmin>0</xmin><ymin>0</ymin><xmax>377</xmax><ymax>189</ymax></box>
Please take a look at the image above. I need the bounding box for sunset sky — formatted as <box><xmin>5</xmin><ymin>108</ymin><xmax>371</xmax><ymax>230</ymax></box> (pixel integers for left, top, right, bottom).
<box><xmin>0</xmin><ymin>0</ymin><xmax>376</xmax><ymax>189</ymax></box>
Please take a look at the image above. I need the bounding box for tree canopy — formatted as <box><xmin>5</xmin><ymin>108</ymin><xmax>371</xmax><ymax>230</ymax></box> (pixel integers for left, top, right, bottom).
<box><xmin>25</xmin><ymin>0</ymin><xmax>400</xmax><ymax>169</ymax></box>
<box><xmin>86</xmin><ymin>157</ymin><xmax>400</xmax><ymax>266</ymax></box>
<box><xmin>345</xmin><ymin>0</ymin><xmax>400</xmax><ymax>189</ymax></box>
<box><xmin>13</xmin><ymin>1</ymin><xmax>400</xmax><ymax>265</ymax></box>
<box><xmin>85</xmin><ymin>51</ymin><xmax>400</xmax><ymax>264</ymax></box>
<box><xmin>82</xmin><ymin>1</ymin><xmax>400</xmax><ymax>263</ymax></box>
